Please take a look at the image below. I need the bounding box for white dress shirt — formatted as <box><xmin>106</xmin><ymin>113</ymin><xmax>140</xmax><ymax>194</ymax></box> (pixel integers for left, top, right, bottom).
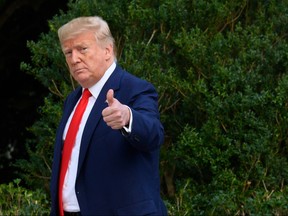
<box><xmin>61</xmin><ymin>63</ymin><xmax>121</xmax><ymax>212</ymax></box>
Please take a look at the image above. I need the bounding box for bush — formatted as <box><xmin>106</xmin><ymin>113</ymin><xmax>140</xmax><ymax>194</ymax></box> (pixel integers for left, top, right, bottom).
<box><xmin>18</xmin><ymin>0</ymin><xmax>288</xmax><ymax>215</ymax></box>
<box><xmin>0</xmin><ymin>179</ymin><xmax>50</xmax><ymax>216</ymax></box>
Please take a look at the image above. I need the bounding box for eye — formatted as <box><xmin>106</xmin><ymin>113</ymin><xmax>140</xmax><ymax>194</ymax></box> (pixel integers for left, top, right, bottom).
<box><xmin>64</xmin><ymin>50</ymin><xmax>72</xmax><ymax>56</ymax></box>
<box><xmin>80</xmin><ymin>47</ymin><xmax>88</xmax><ymax>53</ymax></box>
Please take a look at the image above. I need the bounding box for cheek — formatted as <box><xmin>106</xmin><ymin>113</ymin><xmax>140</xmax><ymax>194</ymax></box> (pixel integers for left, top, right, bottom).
<box><xmin>88</xmin><ymin>56</ymin><xmax>102</xmax><ymax>69</ymax></box>
<box><xmin>68</xmin><ymin>64</ymin><xmax>76</xmax><ymax>74</ymax></box>
<box><xmin>65</xmin><ymin>58</ymin><xmax>73</xmax><ymax>67</ymax></box>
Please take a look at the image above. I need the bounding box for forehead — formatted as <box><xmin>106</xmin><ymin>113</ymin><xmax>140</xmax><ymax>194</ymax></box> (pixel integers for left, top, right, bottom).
<box><xmin>62</xmin><ymin>31</ymin><xmax>96</xmax><ymax>48</ymax></box>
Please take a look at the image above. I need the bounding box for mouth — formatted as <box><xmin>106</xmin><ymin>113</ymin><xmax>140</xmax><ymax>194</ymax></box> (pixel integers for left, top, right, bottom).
<box><xmin>73</xmin><ymin>68</ymin><xmax>86</xmax><ymax>74</ymax></box>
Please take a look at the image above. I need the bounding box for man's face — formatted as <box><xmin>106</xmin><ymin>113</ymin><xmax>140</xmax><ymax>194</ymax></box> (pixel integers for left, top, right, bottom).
<box><xmin>62</xmin><ymin>31</ymin><xmax>113</xmax><ymax>88</ymax></box>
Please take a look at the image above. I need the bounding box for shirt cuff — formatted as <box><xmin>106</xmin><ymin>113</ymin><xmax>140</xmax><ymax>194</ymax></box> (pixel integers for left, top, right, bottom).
<box><xmin>122</xmin><ymin>105</ymin><xmax>133</xmax><ymax>133</ymax></box>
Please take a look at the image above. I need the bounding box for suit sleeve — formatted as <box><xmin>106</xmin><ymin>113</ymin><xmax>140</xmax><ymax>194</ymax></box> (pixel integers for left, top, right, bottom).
<box><xmin>121</xmin><ymin>78</ymin><xmax>164</xmax><ymax>152</ymax></box>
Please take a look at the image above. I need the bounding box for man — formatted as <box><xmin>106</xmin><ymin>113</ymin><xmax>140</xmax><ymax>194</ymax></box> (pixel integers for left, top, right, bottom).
<box><xmin>49</xmin><ymin>16</ymin><xmax>167</xmax><ymax>216</ymax></box>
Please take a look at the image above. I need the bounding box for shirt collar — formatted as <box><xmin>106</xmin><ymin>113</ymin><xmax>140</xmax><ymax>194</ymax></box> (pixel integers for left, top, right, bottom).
<box><xmin>86</xmin><ymin>62</ymin><xmax>116</xmax><ymax>99</ymax></box>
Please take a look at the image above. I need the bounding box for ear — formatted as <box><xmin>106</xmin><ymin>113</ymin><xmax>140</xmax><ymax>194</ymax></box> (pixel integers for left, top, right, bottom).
<box><xmin>105</xmin><ymin>43</ymin><xmax>114</xmax><ymax>60</ymax></box>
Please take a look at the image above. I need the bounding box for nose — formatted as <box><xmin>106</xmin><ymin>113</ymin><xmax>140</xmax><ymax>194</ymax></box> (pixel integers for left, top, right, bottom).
<box><xmin>70</xmin><ymin>50</ymin><xmax>81</xmax><ymax>64</ymax></box>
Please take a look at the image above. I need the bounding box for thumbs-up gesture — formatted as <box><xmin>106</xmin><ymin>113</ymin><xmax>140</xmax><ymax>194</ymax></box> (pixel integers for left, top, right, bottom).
<box><xmin>102</xmin><ymin>89</ymin><xmax>130</xmax><ymax>130</ymax></box>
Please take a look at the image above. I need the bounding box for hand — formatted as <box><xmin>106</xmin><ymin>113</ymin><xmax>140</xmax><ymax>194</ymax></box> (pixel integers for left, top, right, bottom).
<box><xmin>102</xmin><ymin>89</ymin><xmax>130</xmax><ymax>130</ymax></box>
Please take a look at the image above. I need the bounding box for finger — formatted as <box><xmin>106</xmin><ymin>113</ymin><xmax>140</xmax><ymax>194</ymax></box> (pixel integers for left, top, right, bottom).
<box><xmin>102</xmin><ymin>107</ymin><xmax>109</xmax><ymax>117</ymax></box>
<box><xmin>106</xmin><ymin>89</ymin><xmax>114</xmax><ymax>106</ymax></box>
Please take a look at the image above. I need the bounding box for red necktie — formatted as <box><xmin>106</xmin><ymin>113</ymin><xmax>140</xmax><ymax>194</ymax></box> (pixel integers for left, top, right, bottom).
<box><xmin>58</xmin><ymin>88</ymin><xmax>92</xmax><ymax>216</ymax></box>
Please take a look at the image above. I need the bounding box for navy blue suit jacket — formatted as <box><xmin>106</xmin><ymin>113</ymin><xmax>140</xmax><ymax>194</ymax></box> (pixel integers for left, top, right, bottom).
<box><xmin>50</xmin><ymin>65</ymin><xmax>167</xmax><ymax>215</ymax></box>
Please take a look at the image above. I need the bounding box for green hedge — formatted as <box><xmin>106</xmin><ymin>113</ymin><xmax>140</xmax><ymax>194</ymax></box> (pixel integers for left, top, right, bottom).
<box><xmin>0</xmin><ymin>179</ymin><xmax>49</xmax><ymax>216</ymax></box>
<box><xmin>15</xmin><ymin>0</ymin><xmax>288</xmax><ymax>215</ymax></box>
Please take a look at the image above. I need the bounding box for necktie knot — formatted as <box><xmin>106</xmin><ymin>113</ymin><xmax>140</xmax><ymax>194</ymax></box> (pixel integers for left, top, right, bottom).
<box><xmin>83</xmin><ymin>88</ymin><xmax>92</xmax><ymax>99</ymax></box>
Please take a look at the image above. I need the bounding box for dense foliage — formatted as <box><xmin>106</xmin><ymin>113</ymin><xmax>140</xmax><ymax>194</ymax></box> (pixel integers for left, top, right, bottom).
<box><xmin>2</xmin><ymin>0</ymin><xmax>288</xmax><ymax>215</ymax></box>
<box><xmin>0</xmin><ymin>179</ymin><xmax>49</xmax><ymax>215</ymax></box>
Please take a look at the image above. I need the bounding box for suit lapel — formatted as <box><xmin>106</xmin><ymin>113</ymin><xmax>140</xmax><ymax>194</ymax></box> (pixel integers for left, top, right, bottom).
<box><xmin>57</xmin><ymin>88</ymin><xmax>82</xmax><ymax>149</ymax></box>
<box><xmin>52</xmin><ymin>87</ymin><xmax>82</xmax><ymax>177</ymax></box>
<box><xmin>77</xmin><ymin>65</ymin><xmax>123</xmax><ymax>174</ymax></box>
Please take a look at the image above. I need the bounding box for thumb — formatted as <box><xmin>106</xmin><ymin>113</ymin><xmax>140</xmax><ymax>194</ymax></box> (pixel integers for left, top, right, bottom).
<box><xmin>106</xmin><ymin>89</ymin><xmax>114</xmax><ymax>106</ymax></box>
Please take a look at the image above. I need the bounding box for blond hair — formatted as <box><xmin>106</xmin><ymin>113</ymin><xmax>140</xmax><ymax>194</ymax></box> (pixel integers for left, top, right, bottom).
<box><xmin>58</xmin><ymin>16</ymin><xmax>116</xmax><ymax>55</ymax></box>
